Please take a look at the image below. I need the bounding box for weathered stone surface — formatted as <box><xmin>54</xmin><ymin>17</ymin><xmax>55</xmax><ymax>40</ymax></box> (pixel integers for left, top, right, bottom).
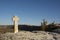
<box><xmin>0</xmin><ymin>31</ymin><xmax>60</xmax><ymax>40</ymax></box>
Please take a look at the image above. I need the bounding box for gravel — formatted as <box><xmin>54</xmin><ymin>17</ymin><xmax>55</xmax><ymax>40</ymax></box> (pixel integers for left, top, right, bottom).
<box><xmin>0</xmin><ymin>31</ymin><xmax>60</xmax><ymax>40</ymax></box>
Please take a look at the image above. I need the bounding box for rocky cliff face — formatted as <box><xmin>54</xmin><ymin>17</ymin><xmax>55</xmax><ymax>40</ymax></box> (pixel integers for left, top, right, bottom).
<box><xmin>0</xmin><ymin>31</ymin><xmax>60</xmax><ymax>40</ymax></box>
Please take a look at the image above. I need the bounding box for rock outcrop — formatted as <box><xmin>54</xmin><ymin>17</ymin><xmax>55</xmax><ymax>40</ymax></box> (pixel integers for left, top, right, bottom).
<box><xmin>0</xmin><ymin>31</ymin><xmax>60</xmax><ymax>40</ymax></box>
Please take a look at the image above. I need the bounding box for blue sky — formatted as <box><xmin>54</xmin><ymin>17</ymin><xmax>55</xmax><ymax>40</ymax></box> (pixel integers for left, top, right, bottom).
<box><xmin>0</xmin><ymin>0</ymin><xmax>60</xmax><ymax>25</ymax></box>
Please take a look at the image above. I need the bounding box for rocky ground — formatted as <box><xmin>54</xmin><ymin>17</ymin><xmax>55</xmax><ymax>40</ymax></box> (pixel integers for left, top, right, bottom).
<box><xmin>0</xmin><ymin>31</ymin><xmax>60</xmax><ymax>40</ymax></box>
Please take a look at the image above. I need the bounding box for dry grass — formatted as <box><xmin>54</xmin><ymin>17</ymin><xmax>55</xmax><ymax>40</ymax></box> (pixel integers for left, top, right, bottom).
<box><xmin>0</xmin><ymin>28</ymin><xmax>13</xmax><ymax>33</ymax></box>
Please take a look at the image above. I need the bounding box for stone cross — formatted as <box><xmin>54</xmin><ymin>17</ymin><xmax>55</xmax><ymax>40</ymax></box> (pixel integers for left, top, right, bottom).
<box><xmin>13</xmin><ymin>16</ymin><xmax>19</xmax><ymax>33</ymax></box>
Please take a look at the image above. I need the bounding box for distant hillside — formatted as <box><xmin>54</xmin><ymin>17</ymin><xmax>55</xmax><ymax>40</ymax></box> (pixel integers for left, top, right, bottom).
<box><xmin>0</xmin><ymin>24</ymin><xmax>60</xmax><ymax>33</ymax></box>
<box><xmin>0</xmin><ymin>25</ymin><xmax>41</xmax><ymax>31</ymax></box>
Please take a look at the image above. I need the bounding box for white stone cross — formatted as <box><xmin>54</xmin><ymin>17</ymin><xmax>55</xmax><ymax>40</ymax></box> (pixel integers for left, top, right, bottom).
<box><xmin>13</xmin><ymin>16</ymin><xmax>19</xmax><ymax>33</ymax></box>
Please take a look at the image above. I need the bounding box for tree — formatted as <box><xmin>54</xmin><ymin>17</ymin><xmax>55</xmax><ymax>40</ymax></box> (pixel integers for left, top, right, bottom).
<box><xmin>41</xmin><ymin>19</ymin><xmax>48</xmax><ymax>31</ymax></box>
